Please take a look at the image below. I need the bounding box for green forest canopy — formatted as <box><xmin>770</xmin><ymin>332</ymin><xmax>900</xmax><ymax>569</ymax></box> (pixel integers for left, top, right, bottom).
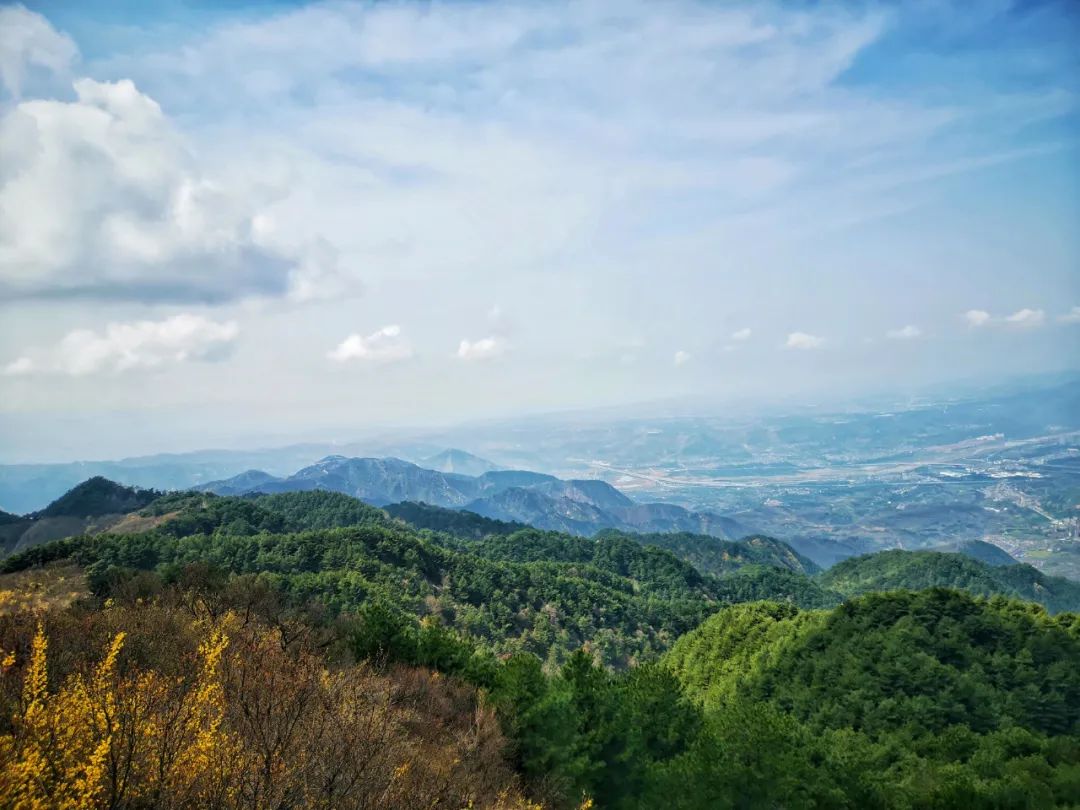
<box><xmin>2</xmin><ymin>481</ymin><xmax>1080</xmax><ymax>807</ymax></box>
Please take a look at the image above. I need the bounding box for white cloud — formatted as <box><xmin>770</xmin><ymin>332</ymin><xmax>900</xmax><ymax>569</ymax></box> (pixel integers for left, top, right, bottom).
<box><xmin>886</xmin><ymin>324</ymin><xmax>921</xmax><ymax>339</ymax></box>
<box><xmin>5</xmin><ymin>314</ymin><xmax>239</xmax><ymax>376</ymax></box>
<box><xmin>674</xmin><ymin>350</ymin><xmax>691</xmax><ymax>366</ymax></box>
<box><xmin>0</xmin><ymin>20</ymin><xmax>348</xmax><ymax>304</ymax></box>
<box><xmin>93</xmin><ymin>0</ymin><xmax>971</xmax><ymax>304</ymax></box>
<box><xmin>785</xmin><ymin>332</ymin><xmax>824</xmax><ymax>350</ymax></box>
<box><xmin>731</xmin><ymin>328</ymin><xmax>752</xmax><ymax>341</ymax></box>
<box><xmin>2</xmin><ymin>356</ymin><xmax>35</xmax><ymax>376</ymax></box>
<box><xmin>1060</xmin><ymin>306</ymin><xmax>1080</xmax><ymax>324</ymax></box>
<box><xmin>964</xmin><ymin>309</ymin><xmax>991</xmax><ymax>327</ymax></box>
<box><xmin>0</xmin><ymin>5</ymin><xmax>76</xmax><ymax>97</ymax></box>
<box><xmin>457</xmin><ymin>336</ymin><xmax>506</xmax><ymax>361</ymax></box>
<box><xmin>1004</xmin><ymin>308</ymin><xmax>1045</xmax><ymax>328</ymax></box>
<box><xmin>328</xmin><ymin>325</ymin><xmax>413</xmax><ymax>364</ymax></box>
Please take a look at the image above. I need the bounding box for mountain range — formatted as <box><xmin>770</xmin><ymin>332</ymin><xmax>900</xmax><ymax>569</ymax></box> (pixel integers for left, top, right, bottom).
<box><xmin>199</xmin><ymin>455</ymin><xmax>752</xmax><ymax>539</ymax></box>
<box><xmin>4</xmin><ymin>476</ymin><xmax>1077</xmax><ymax>615</ymax></box>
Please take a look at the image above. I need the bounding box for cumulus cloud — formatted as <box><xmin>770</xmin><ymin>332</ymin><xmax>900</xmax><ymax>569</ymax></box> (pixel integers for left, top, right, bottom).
<box><xmin>0</xmin><ymin>12</ymin><xmax>349</xmax><ymax>304</ymax></box>
<box><xmin>964</xmin><ymin>309</ymin><xmax>991</xmax><ymax>327</ymax></box>
<box><xmin>4</xmin><ymin>314</ymin><xmax>239</xmax><ymax>376</ymax></box>
<box><xmin>1060</xmin><ymin>306</ymin><xmax>1080</xmax><ymax>324</ymax></box>
<box><xmin>886</xmin><ymin>325</ymin><xmax>921</xmax><ymax>339</ymax></box>
<box><xmin>1004</xmin><ymin>308</ymin><xmax>1045</xmax><ymax>328</ymax></box>
<box><xmin>673</xmin><ymin>350</ymin><xmax>691</xmax><ymax>366</ymax></box>
<box><xmin>328</xmin><ymin>325</ymin><xmax>413</xmax><ymax>364</ymax></box>
<box><xmin>457</xmin><ymin>336</ymin><xmax>506</xmax><ymax>361</ymax></box>
<box><xmin>785</xmin><ymin>332</ymin><xmax>824</xmax><ymax>350</ymax></box>
<box><xmin>0</xmin><ymin>4</ymin><xmax>76</xmax><ymax>97</ymax></box>
<box><xmin>731</xmin><ymin>328</ymin><xmax>752</xmax><ymax>341</ymax></box>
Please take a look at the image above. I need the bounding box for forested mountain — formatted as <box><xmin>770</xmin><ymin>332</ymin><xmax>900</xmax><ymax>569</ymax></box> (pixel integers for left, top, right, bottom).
<box><xmin>0</xmin><ymin>486</ymin><xmax>847</xmax><ymax>668</ymax></box>
<box><xmin>0</xmin><ymin>478</ymin><xmax>163</xmax><ymax>557</ymax></box>
<box><xmin>713</xmin><ymin>565</ymin><xmax>842</xmax><ymax>609</ymax></box>
<box><xmin>932</xmin><ymin>538</ymin><xmax>1018</xmax><ymax>566</ymax></box>
<box><xmin>37</xmin><ymin>476</ymin><xmax>160</xmax><ymax>518</ymax></box>
<box><xmin>820</xmin><ymin>549</ymin><xmax>1080</xmax><ymax>613</ymax></box>
<box><xmin>658</xmin><ymin>590</ymin><xmax>1080</xmax><ymax>808</ymax></box>
<box><xmin>2</xmin><ymin>476</ymin><xmax>1079</xmax><ymax>807</ymax></box>
<box><xmin>385</xmin><ymin>501</ymin><xmax>527</xmax><ymax>537</ymax></box>
<box><xmin>464</xmin><ymin>482</ymin><xmax>748</xmax><ymax>538</ymax></box>
<box><xmin>195</xmin><ymin>468</ymin><xmax>283</xmax><ymax>495</ymax></box>
<box><xmin>622</xmin><ymin>531</ymin><xmax>820</xmax><ymax>576</ymax></box>
<box><xmin>5</xmin><ymin>479</ymin><xmax>1076</xmax><ymax>620</ymax></box>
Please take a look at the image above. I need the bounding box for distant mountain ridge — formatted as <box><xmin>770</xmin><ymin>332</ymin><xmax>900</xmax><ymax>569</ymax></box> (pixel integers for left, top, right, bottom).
<box><xmin>0</xmin><ymin>441</ymin><xmax>506</xmax><ymax>513</ymax></box>
<box><xmin>201</xmin><ymin>455</ymin><xmax>752</xmax><ymax>540</ymax></box>
<box><xmin>195</xmin><ymin>469</ymin><xmax>282</xmax><ymax>496</ymax></box>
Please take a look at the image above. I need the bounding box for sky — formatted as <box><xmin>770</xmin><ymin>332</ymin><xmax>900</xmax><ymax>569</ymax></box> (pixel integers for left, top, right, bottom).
<box><xmin>0</xmin><ymin>0</ymin><xmax>1078</xmax><ymax>462</ymax></box>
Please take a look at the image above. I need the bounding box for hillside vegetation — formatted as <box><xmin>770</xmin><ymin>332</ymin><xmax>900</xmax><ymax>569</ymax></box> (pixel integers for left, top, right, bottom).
<box><xmin>933</xmin><ymin>538</ymin><xmax>1018</xmax><ymax>566</ymax></box>
<box><xmin>1</xmin><ymin>480</ymin><xmax>1079</xmax><ymax>807</ymax></box>
<box><xmin>37</xmin><ymin>476</ymin><xmax>161</xmax><ymax>518</ymax></box>
<box><xmin>622</xmin><ymin>530</ymin><xmax>820</xmax><ymax>576</ymax></box>
<box><xmin>0</xmin><ymin>582</ymin><xmax>536</xmax><ymax>809</ymax></box>
<box><xmin>821</xmin><ymin>549</ymin><xmax>1080</xmax><ymax>614</ymax></box>
<box><xmin>662</xmin><ymin>590</ymin><xmax>1080</xmax><ymax>808</ymax></box>
<box><xmin>384</xmin><ymin>500</ymin><xmax>527</xmax><ymax>537</ymax></box>
<box><xmin>0</xmin><ymin>478</ymin><xmax>165</xmax><ymax>557</ymax></box>
<box><xmin>2</xmin><ymin>490</ymin><xmax>836</xmax><ymax>668</ymax></box>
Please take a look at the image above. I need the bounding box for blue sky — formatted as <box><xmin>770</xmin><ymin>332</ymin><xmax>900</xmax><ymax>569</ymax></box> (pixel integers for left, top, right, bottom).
<box><xmin>0</xmin><ymin>0</ymin><xmax>1078</xmax><ymax>460</ymax></box>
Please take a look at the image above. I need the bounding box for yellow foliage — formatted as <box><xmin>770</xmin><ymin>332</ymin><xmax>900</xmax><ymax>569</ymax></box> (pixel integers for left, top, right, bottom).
<box><xmin>0</xmin><ymin>565</ymin><xmax>89</xmax><ymax>615</ymax></box>
<box><xmin>0</xmin><ymin>603</ymin><xmax>543</xmax><ymax>809</ymax></box>
<box><xmin>0</xmin><ymin>623</ymin><xmax>233</xmax><ymax>809</ymax></box>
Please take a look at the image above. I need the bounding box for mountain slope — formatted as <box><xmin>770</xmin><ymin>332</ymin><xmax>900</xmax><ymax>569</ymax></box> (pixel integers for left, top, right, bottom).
<box><xmin>656</xmin><ymin>591</ymin><xmax>1080</xmax><ymax>807</ymax></box>
<box><xmin>819</xmin><ymin>548</ymin><xmax>1080</xmax><ymax>613</ymax></box>
<box><xmin>465</xmin><ymin>483</ymin><xmax>749</xmax><ymax>539</ymax></box>
<box><xmin>195</xmin><ymin>469</ymin><xmax>282</xmax><ymax>495</ymax></box>
<box><xmin>932</xmin><ymin>538</ymin><xmax>1017</xmax><ymax>566</ymax></box>
<box><xmin>37</xmin><ymin>476</ymin><xmax>160</xmax><ymax>518</ymax></box>
<box><xmin>384</xmin><ymin>501</ymin><xmax>526</xmax><ymax>538</ymax></box>
<box><xmin>667</xmin><ymin>590</ymin><xmax>1080</xmax><ymax>737</ymax></box>
<box><xmin>464</xmin><ymin>487</ymin><xmax>611</xmax><ymax>534</ymax></box>
<box><xmin>1</xmin><ymin>484</ymin><xmax>840</xmax><ymax>667</ymax></box>
<box><xmin>621</xmin><ymin>531</ymin><xmax>820</xmax><ymax>576</ymax></box>
<box><xmin>0</xmin><ymin>478</ymin><xmax>164</xmax><ymax>557</ymax></box>
<box><xmin>2</xmin><ymin>525</ymin><xmax>716</xmax><ymax>668</ymax></box>
<box><xmin>246</xmin><ymin>457</ymin><xmax>478</xmax><ymax>506</ymax></box>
